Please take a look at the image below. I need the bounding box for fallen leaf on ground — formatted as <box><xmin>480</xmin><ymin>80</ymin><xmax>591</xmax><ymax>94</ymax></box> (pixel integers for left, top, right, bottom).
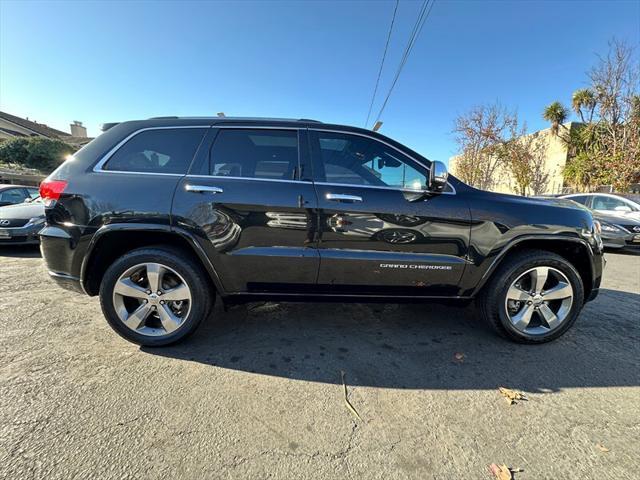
<box><xmin>489</xmin><ymin>463</ymin><xmax>512</xmax><ymax>480</ymax></box>
<box><xmin>597</xmin><ymin>444</ymin><xmax>610</xmax><ymax>452</ymax></box>
<box><xmin>499</xmin><ymin>387</ymin><xmax>527</xmax><ymax>405</ymax></box>
<box><xmin>340</xmin><ymin>370</ymin><xmax>362</xmax><ymax>421</ymax></box>
<box><xmin>454</xmin><ymin>352</ymin><xmax>465</xmax><ymax>363</ymax></box>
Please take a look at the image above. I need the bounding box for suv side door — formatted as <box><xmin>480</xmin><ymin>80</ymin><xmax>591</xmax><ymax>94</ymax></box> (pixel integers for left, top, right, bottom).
<box><xmin>172</xmin><ymin>126</ymin><xmax>320</xmax><ymax>293</ymax></box>
<box><xmin>308</xmin><ymin>129</ymin><xmax>471</xmax><ymax>296</ymax></box>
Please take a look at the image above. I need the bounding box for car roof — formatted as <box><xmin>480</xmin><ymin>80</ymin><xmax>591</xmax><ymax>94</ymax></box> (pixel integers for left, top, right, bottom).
<box><xmin>100</xmin><ymin>116</ymin><xmax>432</xmax><ymax>164</ymax></box>
<box><xmin>564</xmin><ymin>192</ymin><xmax>631</xmax><ymax>198</ymax></box>
<box><xmin>564</xmin><ymin>192</ymin><xmax>640</xmax><ymax>204</ymax></box>
<box><xmin>0</xmin><ymin>184</ymin><xmax>30</xmax><ymax>190</ymax></box>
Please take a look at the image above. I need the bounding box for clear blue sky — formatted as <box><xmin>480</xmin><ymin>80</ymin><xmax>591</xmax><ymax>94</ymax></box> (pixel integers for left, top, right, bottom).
<box><xmin>1</xmin><ymin>0</ymin><xmax>638</xmax><ymax>164</ymax></box>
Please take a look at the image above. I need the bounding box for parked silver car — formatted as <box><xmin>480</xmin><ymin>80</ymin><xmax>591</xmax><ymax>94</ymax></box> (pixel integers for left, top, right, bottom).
<box><xmin>560</xmin><ymin>194</ymin><xmax>640</xmax><ymax>250</ymax></box>
<box><xmin>562</xmin><ymin>193</ymin><xmax>640</xmax><ymax>220</ymax></box>
<box><xmin>0</xmin><ymin>196</ymin><xmax>44</xmax><ymax>245</ymax></box>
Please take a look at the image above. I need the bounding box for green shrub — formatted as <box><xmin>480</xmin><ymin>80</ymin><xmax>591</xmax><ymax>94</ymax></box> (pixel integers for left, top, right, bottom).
<box><xmin>0</xmin><ymin>137</ymin><xmax>30</xmax><ymax>165</ymax></box>
<box><xmin>0</xmin><ymin>136</ymin><xmax>76</xmax><ymax>172</ymax></box>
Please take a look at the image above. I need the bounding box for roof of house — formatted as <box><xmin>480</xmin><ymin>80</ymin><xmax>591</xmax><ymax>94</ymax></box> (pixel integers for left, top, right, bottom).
<box><xmin>0</xmin><ymin>111</ymin><xmax>70</xmax><ymax>138</ymax></box>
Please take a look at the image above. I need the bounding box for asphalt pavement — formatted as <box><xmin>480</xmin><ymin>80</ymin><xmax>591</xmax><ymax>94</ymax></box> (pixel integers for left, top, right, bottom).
<box><xmin>0</xmin><ymin>247</ymin><xmax>638</xmax><ymax>479</ymax></box>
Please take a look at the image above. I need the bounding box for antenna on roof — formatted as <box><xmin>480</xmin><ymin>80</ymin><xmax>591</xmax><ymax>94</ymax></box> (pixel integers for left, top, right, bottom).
<box><xmin>217</xmin><ymin>112</ymin><xmax>226</xmax><ymax>118</ymax></box>
<box><xmin>372</xmin><ymin>121</ymin><xmax>383</xmax><ymax>132</ymax></box>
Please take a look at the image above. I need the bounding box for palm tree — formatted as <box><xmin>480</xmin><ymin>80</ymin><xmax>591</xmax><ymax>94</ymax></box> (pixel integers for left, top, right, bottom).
<box><xmin>571</xmin><ymin>89</ymin><xmax>596</xmax><ymax>123</ymax></box>
<box><xmin>543</xmin><ymin>102</ymin><xmax>569</xmax><ymax>135</ymax></box>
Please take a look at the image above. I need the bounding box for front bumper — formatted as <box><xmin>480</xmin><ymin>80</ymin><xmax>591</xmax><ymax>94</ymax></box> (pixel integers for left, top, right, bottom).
<box><xmin>601</xmin><ymin>230</ymin><xmax>640</xmax><ymax>250</ymax></box>
<box><xmin>0</xmin><ymin>223</ymin><xmax>42</xmax><ymax>245</ymax></box>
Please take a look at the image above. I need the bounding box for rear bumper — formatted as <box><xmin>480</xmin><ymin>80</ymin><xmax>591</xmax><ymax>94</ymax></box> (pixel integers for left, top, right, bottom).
<box><xmin>39</xmin><ymin>225</ymin><xmax>87</xmax><ymax>294</ymax></box>
<box><xmin>48</xmin><ymin>270</ymin><xmax>85</xmax><ymax>294</ymax></box>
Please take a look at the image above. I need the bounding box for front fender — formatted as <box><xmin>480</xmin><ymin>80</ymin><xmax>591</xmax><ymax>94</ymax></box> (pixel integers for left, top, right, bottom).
<box><xmin>461</xmin><ymin>234</ymin><xmax>601</xmax><ymax>298</ymax></box>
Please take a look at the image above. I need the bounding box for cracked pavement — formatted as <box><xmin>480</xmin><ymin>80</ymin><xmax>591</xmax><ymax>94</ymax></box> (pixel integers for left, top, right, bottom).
<box><xmin>1</xmin><ymin>247</ymin><xmax>639</xmax><ymax>479</ymax></box>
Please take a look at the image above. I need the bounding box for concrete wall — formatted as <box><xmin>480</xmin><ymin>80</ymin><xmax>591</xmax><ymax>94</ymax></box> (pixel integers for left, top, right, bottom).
<box><xmin>449</xmin><ymin>124</ymin><xmax>572</xmax><ymax>195</ymax></box>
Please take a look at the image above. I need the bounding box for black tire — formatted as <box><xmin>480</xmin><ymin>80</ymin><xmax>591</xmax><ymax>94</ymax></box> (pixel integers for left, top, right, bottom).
<box><xmin>478</xmin><ymin>249</ymin><xmax>584</xmax><ymax>344</ymax></box>
<box><xmin>99</xmin><ymin>246</ymin><xmax>213</xmax><ymax>346</ymax></box>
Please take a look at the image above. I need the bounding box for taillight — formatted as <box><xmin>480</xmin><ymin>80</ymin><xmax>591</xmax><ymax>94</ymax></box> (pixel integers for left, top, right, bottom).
<box><xmin>39</xmin><ymin>179</ymin><xmax>68</xmax><ymax>203</ymax></box>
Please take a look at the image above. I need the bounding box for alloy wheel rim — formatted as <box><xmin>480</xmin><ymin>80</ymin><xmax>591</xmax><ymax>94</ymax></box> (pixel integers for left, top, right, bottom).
<box><xmin>504</xmin><ymin>266</ymin><xmax>573</xmax><ymax>336</ymax></box>
<box><xmin>112</xmin><ymin>263</ymin><xmax>192</xmax><ymax>337</ymax></box>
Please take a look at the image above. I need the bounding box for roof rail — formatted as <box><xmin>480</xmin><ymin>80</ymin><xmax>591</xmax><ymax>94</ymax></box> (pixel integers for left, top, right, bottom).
<box><xmin>298</xmin><ymin>118</ymin><xmax>322</xmax><ymax>123</ymax></box>
<box><xmin>148</xmin><ymin>116</ymin><xmax>180</xmax><ymax>119</ymax></box>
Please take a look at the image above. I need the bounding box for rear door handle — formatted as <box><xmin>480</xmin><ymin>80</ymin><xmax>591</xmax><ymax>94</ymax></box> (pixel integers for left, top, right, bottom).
<box><xmin>326</xmin><ymin>193</ymin><xmax>363</xmax><ymax>203</ymax></box>
<box><xmin>185</xmin><ymin>184</ymin><xmax>224</xmax><ymax>194</ymax></box>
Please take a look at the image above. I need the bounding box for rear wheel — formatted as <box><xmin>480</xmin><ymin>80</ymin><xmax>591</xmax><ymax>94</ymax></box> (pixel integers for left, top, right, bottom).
<box><xmin>479</xmin><ymin>250</ymin><xmax>584</xmax><ymax>343</ymax></box>
<box><xmin>99</xmin><ymin>246</ymin><xmax>213</xmax><ymax>346</ymax></box>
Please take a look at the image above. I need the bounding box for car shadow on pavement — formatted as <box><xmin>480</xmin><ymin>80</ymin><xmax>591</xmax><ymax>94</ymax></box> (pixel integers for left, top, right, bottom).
<box><xmin>144</xmin><ymin>288</ymin><xmax>640</xmax><ymax>392</ymax></box>
<box><xmin>0</xmin><ymin>245</ymin><xmax>41</xmax><ymax>258</ymax></box>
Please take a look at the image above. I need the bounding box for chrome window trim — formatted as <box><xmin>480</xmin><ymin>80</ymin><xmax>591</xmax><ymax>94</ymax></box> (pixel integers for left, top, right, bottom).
<box><xmin>93</xmin><ymin>125</ymin><xmax>210</xmax><ymax>175</ymax></box>
<box><xmin>309</xmin><ymin>128</ymin><xmax>456</xmax><ymax>195</ymax></box>
<box><xmin>92</xmin><ymin>124</ymin><xmax>456</xmax><ymax>196</ymax></box>
<box><xmin>314</xmin><ymin>181</ymin><xmax>456</xmax><ymax>195</ymax></box>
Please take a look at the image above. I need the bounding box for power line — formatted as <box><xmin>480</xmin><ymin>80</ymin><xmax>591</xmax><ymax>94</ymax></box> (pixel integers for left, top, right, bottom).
<box><xmin>373</xmin><ymin>0</ymin><xmax>436</xmax><ymax>126</ymax></box>
<box><xmin>364</xmin><ymin>0</ymin><xmax>399</xmax><ymax>129</ymax></box>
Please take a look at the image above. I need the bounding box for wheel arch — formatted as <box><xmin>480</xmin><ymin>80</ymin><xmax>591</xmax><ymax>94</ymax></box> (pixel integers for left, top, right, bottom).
<box><xmin>472</xmin><ymin>236</ymin><xmax>595</xmax><ymax>302</ymax></box>
<box><xmin>81</xmin><ymin>224</ymin><xmax>224</xmax><ymax>296</ymax></box>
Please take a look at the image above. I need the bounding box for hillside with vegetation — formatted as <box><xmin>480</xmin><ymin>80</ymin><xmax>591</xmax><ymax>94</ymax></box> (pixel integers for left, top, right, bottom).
<box><xmin>0</xmin><ymin>136</ymin><xmax>77</xmax><ymax>176</ymax></box>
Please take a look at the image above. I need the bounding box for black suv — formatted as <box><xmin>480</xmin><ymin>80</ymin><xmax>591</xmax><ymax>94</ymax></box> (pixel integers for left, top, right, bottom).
<box><xmin>39</xmin><ymin>117</ymin><xmax>604</xmax><ymax>346</ymax></box>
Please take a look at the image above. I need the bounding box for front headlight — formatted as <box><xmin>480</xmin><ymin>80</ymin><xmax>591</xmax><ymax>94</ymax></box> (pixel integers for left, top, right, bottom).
<box><xmin>25</xmin><ymin>216</ymin><xmax>45</xmax><ymax>227</ymax></box>
<box><xmin>600</xmin><ymin>222</ymin><xmax>622</xmax><ymax>233</ymax></box>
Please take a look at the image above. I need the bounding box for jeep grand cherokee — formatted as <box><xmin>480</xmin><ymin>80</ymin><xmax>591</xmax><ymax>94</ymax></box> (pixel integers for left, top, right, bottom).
<box><xmin>39</xmin><ymin>117</ymin><xmax>604</xmax><ymax>346</ymax></box>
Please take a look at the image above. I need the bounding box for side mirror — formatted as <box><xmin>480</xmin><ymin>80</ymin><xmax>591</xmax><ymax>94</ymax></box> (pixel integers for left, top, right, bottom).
<box><xmin>428</xmin><ymin>160</ymin><xmax>448</xmax><ymax>193</ymax></box>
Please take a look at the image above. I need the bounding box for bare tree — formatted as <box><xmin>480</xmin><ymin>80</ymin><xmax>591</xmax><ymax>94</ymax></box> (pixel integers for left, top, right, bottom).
<box><xmin>498</xmin><ymin>117</ymin><xmax>550</xmax><ymax>196</ymax></box>
<box><xmin>590</xmin><ymin>39</ymin><xmax>640</xmax><ymax>189</ymax></box>
<box><xmin>452</xmin><ymin>103</ymin><xmax>515</xmax><ymax>190</ymax></box>
<box><xmin>545</xmin><ymin>39</ymin><xmax>639</xmax><ymax>191</ymax></box>
<box><xmin>528</xmin><ymin>135</ymin><xmax>550</xmax><ymax>195</ymax></box>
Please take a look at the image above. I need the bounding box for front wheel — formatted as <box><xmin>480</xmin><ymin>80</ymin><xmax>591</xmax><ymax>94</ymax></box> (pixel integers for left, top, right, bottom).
<box><xmin>479</xmin><ymin>250</ymin><xmax>585</xmax><ymax>344</ymax></box>
<box><xmin>99</xmin><ymin>246</ymin><xmax>213</xmax><ymax>346</ymax></box>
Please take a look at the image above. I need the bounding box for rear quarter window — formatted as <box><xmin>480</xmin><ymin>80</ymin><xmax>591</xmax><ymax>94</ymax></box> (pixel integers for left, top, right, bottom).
<box><xmin>103</xmin><ymin>128</ymin><xmax>207</xmax><ymax>174</ymax></box>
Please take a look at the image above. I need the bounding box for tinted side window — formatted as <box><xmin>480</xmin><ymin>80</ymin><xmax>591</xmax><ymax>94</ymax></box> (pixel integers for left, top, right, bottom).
<box><xmin>592</xmin><ymin>195</ymin><xmax>626</xmax><ymax>210</ymax></box>
<box><xmin>312</xmin><ymin>131</ymin><xmax>427</xmax><ymax>190</ymax></box>
<box><xmin>0</xmin><ymin>188</ymin><xmax>27</xmax><ymax>204</ymax></box>
<box><xmin>209</xmin><ymin>129</ymin><xmax>299</xmax><ymax>180</ymax></box>
<box><xmin>104</xmin><ymin>128</ymin><xmax>206</xmax><ymax>174</ymax></box>
<box><xmin>568</xmin><ymin>195</ymin><xmax>588</xmax><ymax>205</ymax></box>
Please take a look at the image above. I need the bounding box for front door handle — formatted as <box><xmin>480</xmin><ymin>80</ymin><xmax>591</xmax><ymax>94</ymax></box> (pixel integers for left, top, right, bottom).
<box><xmin>185</xmin><ymin>184</ymin><xmax>224</xmax><ymax>194</ymax></box>
<box><xmin>326</xmin><ymin>193</ymin><xmax>363</xmax><ymax>203</ymax></box>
